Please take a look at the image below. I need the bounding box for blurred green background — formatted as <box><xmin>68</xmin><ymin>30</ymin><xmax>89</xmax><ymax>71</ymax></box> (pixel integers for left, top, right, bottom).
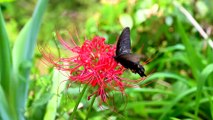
<box><xmin>1</xmin><ymin>0</ymin><xmax>213</xmax><ymax>120</ymax></box>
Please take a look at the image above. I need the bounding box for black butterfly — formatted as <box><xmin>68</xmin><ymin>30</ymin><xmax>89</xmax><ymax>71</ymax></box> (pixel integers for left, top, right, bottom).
<box><xmin>114</xmin><ymin>27</ymin><xmax>146</xmax><ymax>77</ymax></box>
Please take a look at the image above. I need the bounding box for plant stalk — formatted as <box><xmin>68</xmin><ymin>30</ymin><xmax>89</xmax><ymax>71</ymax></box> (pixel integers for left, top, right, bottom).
<box><xmin>70</xmin><ymin>85</ymin><xmax>88</xmax><ymax>120</ymax></box>
<box><xmin>85</xmin><ymin>95</ymin><xmax>96</xmax><ymax>120</ymax></box>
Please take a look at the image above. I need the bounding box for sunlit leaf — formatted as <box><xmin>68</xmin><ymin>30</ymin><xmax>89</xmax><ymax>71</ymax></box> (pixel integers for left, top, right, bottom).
<box><xmin>0</xmin><ymin>0</ymin><xmax>14</xmax><ymax>3</ymax></box>
<box><xmin>119</xmin><ymin>14</ymin><xmax>133</xmax><ymax>29</ymax></box>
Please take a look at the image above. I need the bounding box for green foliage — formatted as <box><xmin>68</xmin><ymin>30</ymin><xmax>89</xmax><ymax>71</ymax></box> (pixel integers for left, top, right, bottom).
<box><xmin>0</xmin><ymin>0</ymin><xmax>48</xmax><ymax>119</ymax></box>
<box><xmin>1</xmin><ymin>0</ymin><xmax>213</xmax><ymax>120</ymax></box>
<box><xmin>0</xmin><ymin>8</ymin><xmax>13</xmax><ymax>120</ymax></box>
<box><xmin>0</xmin><ymin>0</ymin><xmax>14</xmax><ymax>3</ymax></box>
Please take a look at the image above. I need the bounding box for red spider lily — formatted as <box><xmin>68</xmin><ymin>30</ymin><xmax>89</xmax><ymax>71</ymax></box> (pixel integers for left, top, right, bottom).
<box><xmin>41</xmin><ymin>33</ymin><xmax>142</xmax><ymax>102</ymax></box>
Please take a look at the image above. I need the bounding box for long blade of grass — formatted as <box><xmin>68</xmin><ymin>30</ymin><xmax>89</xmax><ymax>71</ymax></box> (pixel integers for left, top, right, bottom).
<box><xmin>176</xmin><ymin>19</ymin><xmax>204</xmax><ymax>80</ymax></box>
<box><xmin>12</xmin><ymin>0</ymin><xmax>48</xmax><ymax>119</ymax></box>
<box><xmin>44</xmin><ymin>69</ymin><xmax>67</xmax><ymax>120</ymax></box>
<box><xmin>12</xmin><ymin>0</ymin><xmax>49</xmax><ymax>72</ymax></box>
<box><xmin>159</xmin><ymin>87</ymin><xmax>197</xmax><ymax>120</ymax></box>
<box><xmin>0</xmin><ymin>86</ymin><xmax>11</xmax><ymax>120</ymax></box>
<box><xmin>195</xmin><ymin>64</ymin><xmax>213</xmax><ymax>117</ymax></box>
<box><xmin>0</xmin><ymin>7</ymin><xmax>15</xmax><ymax>120</ymax></box>
<box><xmin>0</xmin><ymin>6</ymin><xmax>12</xmax><ymax>97</ymax></box>
<box><xmin>143</xmin><ymin>72</ymin><xmax>190</xmax><ymax>85</ymax></box>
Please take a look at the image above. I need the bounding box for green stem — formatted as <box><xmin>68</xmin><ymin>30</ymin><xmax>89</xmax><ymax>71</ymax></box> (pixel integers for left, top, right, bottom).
<box><xmin>85</xmin><ymin>95</ymin><xmax>96</xmax><ymax>120</ymax></box>
<box><xmin>70</xmin><ymin>85</ymin><xmax>88</xmax><ymax>120</ymax></box>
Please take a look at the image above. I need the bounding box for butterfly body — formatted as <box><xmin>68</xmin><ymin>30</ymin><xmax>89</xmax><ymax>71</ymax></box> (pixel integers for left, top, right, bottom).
<box><xmin>114</xmin><ymin>27</ymin><xmax>146</xmax><ymax>77</ymax></box>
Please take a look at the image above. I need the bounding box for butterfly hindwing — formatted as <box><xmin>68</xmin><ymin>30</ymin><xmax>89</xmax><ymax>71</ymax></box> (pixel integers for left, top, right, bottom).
<box><xmin>115</xmin><ymin>54</ymin><xmax>146</xmax><ymax>77</ymax></box>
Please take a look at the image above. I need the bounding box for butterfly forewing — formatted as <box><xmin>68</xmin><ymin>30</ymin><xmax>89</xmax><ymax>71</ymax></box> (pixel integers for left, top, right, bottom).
<box><xmin>116</xmin><ymin>27</ymin><xmax>131</xmax><ymax>56</ymax></box>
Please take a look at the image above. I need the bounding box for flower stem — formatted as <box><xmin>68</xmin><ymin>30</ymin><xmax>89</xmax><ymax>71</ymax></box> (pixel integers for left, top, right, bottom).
<box><xmin>85</xmin><ymin>95</ymin><xmax>96</xmax><ymax>120</ymax></box>
<box><xmin>70</xmin><ymin>85</ymin><xmax>88</xmax><ymax>120</ymax></box>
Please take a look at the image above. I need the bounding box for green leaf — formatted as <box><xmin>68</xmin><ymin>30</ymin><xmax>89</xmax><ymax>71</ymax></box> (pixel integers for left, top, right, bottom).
<box><xmin>0</xmin><ymin>7</ymin><xmax>16</xmax><ymax>120</ymax></box>
<box><xmin>119</xmin><ymin>14</ymin><xmax>133</xmax><ymax>29</ymax></box>
<box><xmin>0</xmin><ymin>86</ymin><xmax>11</xmax><ymax>120</ymax></box>
<box><xmin>44</xmin><ymin>69</ymin><xmax>68</xmax><ymax>120</ymax></box>
<box><xmin>159</xmin><ymin>87</ymin><xmax>197</xmax><ymax>120</ymax></box>
<box><xmin>11</xmin><ymin>0</ymin><xmax>49</xmax><ymax>119</ymax></box>
<box><xmin>196</xmin><ymin>0</ymin><xmax>208</xmax><ymax>17</ymax></box>
<box><xmin>13</xmin><ymin>0</ymin><xmax>48</xmax><ymax>73</ymax></box>
<box><xmin>195</xmin><ymin>64</ymin><xmax>213</xmax><ymax>117</ymax></box>
<box><xmin>0</xmin><ymin>0</ymin><xmax>14</xmax><ymax>3</ymax></box>
<box><xmin>134</xmin><ymin>9</ymin><xmax>147</xmax><ymax>25</ymax></box>
<box><xmin>142</xmin><ymin>72</ymin><xmax>190</xmax><ymax>85</ymax></box>
<box><xmin>176</xmin><ymin>19</ymin><xmax>204</xmax><ymax>80</ymax></box>
<box><xmin>0</xmin><ymin>6</ymin><xmax>12</xmax><ymax>96</ymax></box>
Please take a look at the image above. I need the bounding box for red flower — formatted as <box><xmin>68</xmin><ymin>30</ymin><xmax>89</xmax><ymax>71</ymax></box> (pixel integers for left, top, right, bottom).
<box><xmin>41</xmin><ymin>33</ymin><xmax>139</xmax><ymax>102</ymax></box>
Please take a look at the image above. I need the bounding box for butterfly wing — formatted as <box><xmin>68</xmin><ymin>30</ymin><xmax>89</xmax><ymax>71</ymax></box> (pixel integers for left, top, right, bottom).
<box><xmin>114</xmin><ymin>27</ymin><xmax>146</xmax><ymax>77</ymax></box>
<box><xmin>116</xmin><ymin>54</ymin><xmax>146</xmax><ymax>77</ymax></box>
<box><xmin>116</xmin><ymin>27</ymin><xmax>131</xmax><ymax>56</ymax></box>
<box><xmin>117</xmin><ymin>54</ymin><xmax>140</xmax><ymax>65</ymax></box>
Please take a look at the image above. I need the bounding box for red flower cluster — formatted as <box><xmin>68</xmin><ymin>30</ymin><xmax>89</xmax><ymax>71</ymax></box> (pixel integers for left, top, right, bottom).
<box><xmin>42</xmin><ymin>34</ymin><xmax>128</xmax><ymax>102</ymax></box>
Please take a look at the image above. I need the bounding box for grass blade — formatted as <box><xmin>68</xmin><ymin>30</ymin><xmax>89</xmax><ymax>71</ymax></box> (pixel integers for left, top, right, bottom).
<box><xmin>11</xmin><ymin>0</ymin><xmax>48</xmax><ymax>119</ymax></box>
<box><xmin>0</xmin><ymin>86</ymin><xmax>11</xmax><ymax>120</ymax></box>
<box><xmin>176</xmin><ymin>19</ymin><xmax>204</xmax><ymax>80</ymax></box>
<box><xmin>159</xmin><ymin>87</ymin><xmax>197</xmax><ymax>120</ymax></box>
<box><xmin>0</xmin><ymin>6</ymin><xmax>12</xmax><ymax>97</ymax></box>
<box><xmin>195</xmin><ymin>64</ymin><xmax>213</xmax><ymax>117</ymax></box>
<box><xmin>44</xmin><ymin>69</ymin><xmax>67</xmax><ymax>120</ymax></box>
<box><xmin>0</xmin><ymin>7</ymin><xmax>19</xmax><ymax>120</ymax></box>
